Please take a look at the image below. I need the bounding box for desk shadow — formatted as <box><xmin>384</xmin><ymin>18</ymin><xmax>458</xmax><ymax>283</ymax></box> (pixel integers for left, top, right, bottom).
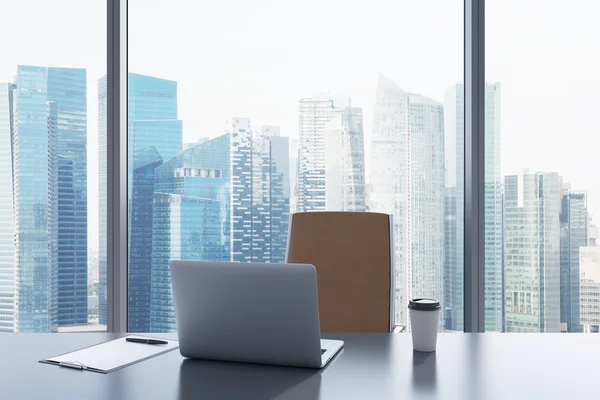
<box><xmin>178</xmin><ymin>359</ymin><xmax>321</xmax><ymax>400</ymax></box>
<box><xmin>412</xmin><ymin>351</ymin><xmax>437</xmax><ymax>394</ymax></box>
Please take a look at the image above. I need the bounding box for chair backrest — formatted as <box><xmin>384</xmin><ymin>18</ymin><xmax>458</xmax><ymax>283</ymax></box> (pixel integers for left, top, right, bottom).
<box><xmin>286</xmin><ymin>212</ymin><xmax>393</xmax><ymax>333</ymax></box>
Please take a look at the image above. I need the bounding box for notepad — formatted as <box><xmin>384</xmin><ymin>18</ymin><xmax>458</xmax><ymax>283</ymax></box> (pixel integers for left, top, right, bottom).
<box><xmin>40</xmin><ymin>335</ymin><xmax>179</xmax><ymax>373</ymax></box>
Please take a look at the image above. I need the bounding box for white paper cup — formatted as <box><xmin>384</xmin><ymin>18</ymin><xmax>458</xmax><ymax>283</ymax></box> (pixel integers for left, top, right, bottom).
<box><xmin>408</xmin><ymin>298</ymin><xmax>440</xmax><ymax>352</ymax></box>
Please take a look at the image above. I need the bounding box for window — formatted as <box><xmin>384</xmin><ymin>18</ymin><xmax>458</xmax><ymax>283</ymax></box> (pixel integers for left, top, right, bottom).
<box><xmin>0</xmin><ymin>0</ymin><xmax>106</xmax><ymax>332</ymax></box>
<box><xmin>487</xmin><ymin>0</ymin><xmax>596</xmax><ymax>333</ymax></box>
<box><xmin>129</xmin><ymin>0</ymin><xmax>463</xmax><ymax>333</ymax></box>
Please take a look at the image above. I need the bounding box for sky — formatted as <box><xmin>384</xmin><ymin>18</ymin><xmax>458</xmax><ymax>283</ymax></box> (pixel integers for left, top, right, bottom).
<box><xmin>2</xmin><ymin>0</ymin><xmax>600</xmax><ymax>251</ymax></box>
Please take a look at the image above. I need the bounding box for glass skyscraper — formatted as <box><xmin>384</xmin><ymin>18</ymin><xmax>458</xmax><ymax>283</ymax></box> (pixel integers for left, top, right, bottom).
<box><xmin>150</xmin><ymin>134</ymin><xmax>232</xmax><ymax>332</ymax></box>
<box><xmin>560</xmin><ymin>190</ymin><xmax>587</xmax><ymax>332</ymax></box>
<box><xmin>13</xmin><ymin>65</ymin><xmax>59</xmax><ymax>333</ymax></box>
<box><xmin>444</xmin><ymin>83</ymin><xmax>502</xmax><ymax>332</ymax></box>
<box><xmin>580</xmin><ymin>246</ymin><xmax>600</xmax><ymax>332</ymax></box>
<box><xmin>324</xmin><ymin>107</ymin><xmax>366</xmax><ymax>212</ymax></box>
<box><xmin>98</xmin><ymin>73</ymin><xmax>182</xmax><ymax>329</ymax></box>
<box><xmin>370</xmin><ymin>74</ymin><xmax>444</xmax><ymax>329</ymax></box>
<box><xmin>252</xmin><ymin>126</ymin><xmax>290</xmax><ymax>263</ymax></box>
<box><xmin>10</xmin><ymin>65</ymin><xmax>89</xmax><ymax>333</ymax></box>
<box><xmin>47</xmin><ymin>67</ymin><xmax>89</xmax><ymax>327</ymax></box>
<box><xmin>297</xmin><ymin>95</ymin><xmax>351</xmax><ymax>212</ymax></box>
<box><xmin>129</xmin><ymin>147</ymin><xmax>163</xmax><ymax>332</ymax></box>
<box><xmin>149</xmin><ymin>122</ymin><xmax>290</xmax><ymax>332</ymax></box>
<box><xmin>504</xmin><ymin>171</ymin><xmax>561</xmax><ymax>333</ymax></box>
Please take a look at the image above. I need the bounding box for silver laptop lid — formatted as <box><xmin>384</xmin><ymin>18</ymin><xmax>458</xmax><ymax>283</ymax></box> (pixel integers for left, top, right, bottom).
<box><xmin>170</xmin><ymin>261</ymin><xmax>323</xmax><ymax>368</ymax></box>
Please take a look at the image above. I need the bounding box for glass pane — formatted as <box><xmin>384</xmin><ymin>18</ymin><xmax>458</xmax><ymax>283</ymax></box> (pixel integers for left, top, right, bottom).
<box><xmin>130</xmin><ymin>0</ymin><xmax>463</xmax><ymax>333</ymax></box>
<box><xmin>0</xmin><ymin>0</ymin><xmax>106</xmax><ymax>332</ymax></box>
<box><xmin>487</xmin><ymin>0</ymin><xmax>594</xmax><ymax>332</ymax></box>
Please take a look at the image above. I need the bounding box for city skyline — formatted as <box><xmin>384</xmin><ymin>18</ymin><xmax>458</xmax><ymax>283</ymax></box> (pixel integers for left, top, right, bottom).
<box><xmin>0</xmin><ymin>61</ymin><xmax>598</xmax><ymax>334</ymax></box>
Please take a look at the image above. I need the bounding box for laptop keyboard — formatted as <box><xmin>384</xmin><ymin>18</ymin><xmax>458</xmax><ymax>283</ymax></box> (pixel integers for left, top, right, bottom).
<box><xmin>321</xmin><ymin>349</ymin><xmax>326</xmax><ymax>354</ymax></box>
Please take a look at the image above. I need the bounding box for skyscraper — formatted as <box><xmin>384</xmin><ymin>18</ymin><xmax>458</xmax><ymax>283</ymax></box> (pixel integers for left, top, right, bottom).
<box><xmin>503</xmin><ymin>171</ymin><xmax>561</xmax><ymax>333</ymax></box>
<box><xmin>150</xmin><ymin>134</ymin><xmax>233</xmax><ymax>333</ymax></box>
<box><xmin>129</xmin><ymin>147</ymin><xmax>163</xmax><ymax>332</ymax></box>
<box><xmin>13</xmin><ymin>65</ymin><xmax>59</xmax><ymax>333</ymax></box>
<box><xmin>98</xmin><ymin>73</ymin><xmax>182</xmax><ymax>329</ymax></box>
<box><xmin>229</xmin><ymin>118</ymin><xmax>254</xmax><ymax>262</ymax></box>
<box><xmin>370</xmin><ymin>74</ymin><xmax>444</xmax><ymax>329</ymax></box>
<box><xmin>252</xmin><ymin>126</ymin><xmax>290</xmax><ymax>263</ymax></box>
<box><xmin>297</xmin><ymin>95</ymin><xmax>350</xmax><ymax>212</ymax></box>
<box><xmin>149</xmin><ymin>122</ymin><xmax>290</xmax><ymax>332</ymax></box>
<box><xmin>47</xmin><ymin>67</ymin><xmax>89</xmax><ymax>327</ymax></box>
<box><xmin>579</xmin><ymin>246</ymin><xmax>600</xmax><ymax>333</ymax></box>
<box><xmin>560</xmin><ymin>190</ymin><xmax>587</xmax><ymax>332</ymax></box>
<box><xmin>444</xmin><ymin>83</ymin><xmax>502</xmax><ymax>332</ymax></box>
<box><xmin>0</xmin><ymin>83</ymin><xmax>16</xmax><ymax>333</ymax></box>
<box><xmin>325</xmin><ymin>107</ymin><xmax>366</xmax><ymax>211</ymax></box>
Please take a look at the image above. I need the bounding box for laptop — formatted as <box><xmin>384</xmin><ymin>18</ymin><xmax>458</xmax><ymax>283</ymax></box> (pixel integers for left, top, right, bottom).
<box><xmin>170</xmin><ymin>261</ymin><xmax>344</xmax><ymax>368</ymax></box>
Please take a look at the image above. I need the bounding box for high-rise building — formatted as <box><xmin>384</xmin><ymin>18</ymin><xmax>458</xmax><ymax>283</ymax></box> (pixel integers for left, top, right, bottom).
<box><xmin>325</xmin><ymin>107</ymin><xmax>366</xmax><ymax>211</ymax></box>
<box><xmin>149</xmin><ymin>134</ymin><xmax>233</xmax><ymax>333</ymax></box>
<box><xmin>370</xmin><ymin>74</ymin><xmax>444</xmax><ymax>329</ymax></box>
<box><xmin>0</xmin><ymin>83</ymin><xmax>16</xmax><ymax>333</ymax></box>
<box><xmin>252</xmin><ymin>126</ymin><xmax>290</xmax><ymax>263</ymax></box>
<box><xmin>47</xmin><ymin>67</ymin><xmax>89</xmax><ymax>327</ymax></box>
<box><xmin>150</xmin><ymin>121</ymin><xmax>290</xmax><ymax>332</ymax></box>
<box><xmin>297</xmin><ymin>94</ymin><xmax>350</xmax><ymax>212</ymax></box>
<box><xmin>98</xmin><ymin>73</ymin><xmax>182</xmax><ymax>329</ymax></box>
<box><xmin>229</xmin><ymin>118</ymin><xmax>254</xmax><ymax>262</ymax></box>
<box><xmin>129</xmin><ymin>147</ymin><xmax>163</xmax><ymax>332</ymax></box>
<box><xmin>560</xmin><ymin>190</ymin><xmax>587</xmax><ymax>333</ymax></box>
<box><xmin>13</xmin><ymin>65</ymin><xmax>59</xmax><ymax>333</ymax></box>
<box><xmin>444</xmin><ymin>83</ymin><xmax>502</xmax><ymax>332</ymax></box>
<box><xmin>579</xmin><ymin>246</ymin><xmax>600</xmax><ymax>333</ymax></box>
<box><xmin>503</xmin><ymin>171</ymin><xmax>561</xmax><ymax>333</ymax></box>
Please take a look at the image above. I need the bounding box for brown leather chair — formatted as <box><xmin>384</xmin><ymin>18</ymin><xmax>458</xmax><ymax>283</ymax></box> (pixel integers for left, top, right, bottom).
<box><xmin>286</xmin><ymin>212</ymin><xmax>395</xmax><ymax>333</ymax></box>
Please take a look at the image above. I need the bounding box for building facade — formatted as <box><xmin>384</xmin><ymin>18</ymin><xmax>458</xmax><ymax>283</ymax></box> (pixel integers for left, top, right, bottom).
<box><xmin>580</xmin><ymin>246</ymin><xmax>600</xmax><ymax>332</ymax></box>
<box><xmin>503</xmin><ymin>172</ymin><xmax>561</xmax><ymax>333</ymax></box>
<box><xmin>99</xmin><ymin>73</ymin><xmax>182</xmax><ymax>329</ymax></box>
<box><xmin>297</xmin><ymin>95</ymin><xmax>350</xmax><ymax>212</ymax></box>
<box><xmin>252</xmin><ymin>126</ymin><xmax>290</xmax><ymax>263</ymax></box>
<box><xmin>150</xmin><ymin>135</ymin><xmax>231</xmax><ymax>332</ymax></box>
<box><xmin>12</xmin><ymin>66</ymin><xmax>59</xmax><ymax>332</ymax></box>
<box><xmin>560</xmin><ymin>190</ymin><xmax>587</xmax><ymax>332</ymax></box>
<box><xmin>129</xmin><ymin>148</ymin><xmax>163</xmax><ymax>332</ymax></box>
<box><xmin>149</xmin><ymin>124</ymin><xmax>290</xmax><ymax>332</ymax></box>
<box><xmin>48</xmin><ymin>67</ymin><xmax>89</xmax><ymax>327</ymax></box>
<box><xmin>325</xmin><ymin>107</ymin><xmax>366</xmax><ymax>211</ymax></box>
<box><xmin>370</xmin><ymin>74</ymin><xmax>444</xmax><ymax>329</ymax></box>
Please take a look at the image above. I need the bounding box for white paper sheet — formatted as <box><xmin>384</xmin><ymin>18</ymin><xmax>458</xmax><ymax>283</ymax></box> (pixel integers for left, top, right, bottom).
<box><xmin>42</xmin><ymin>335</ymin><xmax>179</xmax><ymax>373</ymax></box>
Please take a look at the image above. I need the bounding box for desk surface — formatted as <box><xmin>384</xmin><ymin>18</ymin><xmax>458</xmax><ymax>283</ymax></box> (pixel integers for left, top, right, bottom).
<box><xmin>0</xmin><ymin>332</ymin><xmax>595</xmax><ymax>399</ymax></box>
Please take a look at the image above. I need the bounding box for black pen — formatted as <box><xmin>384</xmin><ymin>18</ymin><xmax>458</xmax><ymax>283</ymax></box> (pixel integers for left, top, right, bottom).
<box><xmin>126</xmin><ymin>338</ymin><xmax>168</xmax><ymax>345</ymax></box>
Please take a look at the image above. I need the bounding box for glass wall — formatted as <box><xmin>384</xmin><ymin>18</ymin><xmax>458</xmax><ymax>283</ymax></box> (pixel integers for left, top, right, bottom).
<box><xmin>0</xmin><ymin>0</ymin><xmax>106</xmax><ymax>332</ymax></box>
<box><xmin>486</xmin><ymin>0</ymin><xmax>598</xmax><ymax>332</ymax></box>
<box><xmin>129</xmin><ymin>0</ymin><xmax>464</xmax><ymax>332</ymax></box>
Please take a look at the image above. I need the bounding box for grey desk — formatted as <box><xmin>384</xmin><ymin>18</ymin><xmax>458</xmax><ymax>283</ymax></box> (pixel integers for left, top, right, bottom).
<box><xmin>0</xmin><ymin>333</ymin><xmax>596</xmax><ymax>399</ymax></box>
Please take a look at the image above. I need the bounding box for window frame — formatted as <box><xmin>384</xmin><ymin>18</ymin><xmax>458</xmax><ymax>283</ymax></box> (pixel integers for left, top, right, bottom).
<box><xmin>104</xmin><ymin>0</ymin><xmax>487</xmax><ymax>333</ymax></box>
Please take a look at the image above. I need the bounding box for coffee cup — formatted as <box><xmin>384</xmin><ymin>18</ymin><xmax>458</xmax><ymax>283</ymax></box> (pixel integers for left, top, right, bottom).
<box><xmin>408</xmin><ymin>298</ymin><xmax>440</xmax><ymax>352</ymax></box>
